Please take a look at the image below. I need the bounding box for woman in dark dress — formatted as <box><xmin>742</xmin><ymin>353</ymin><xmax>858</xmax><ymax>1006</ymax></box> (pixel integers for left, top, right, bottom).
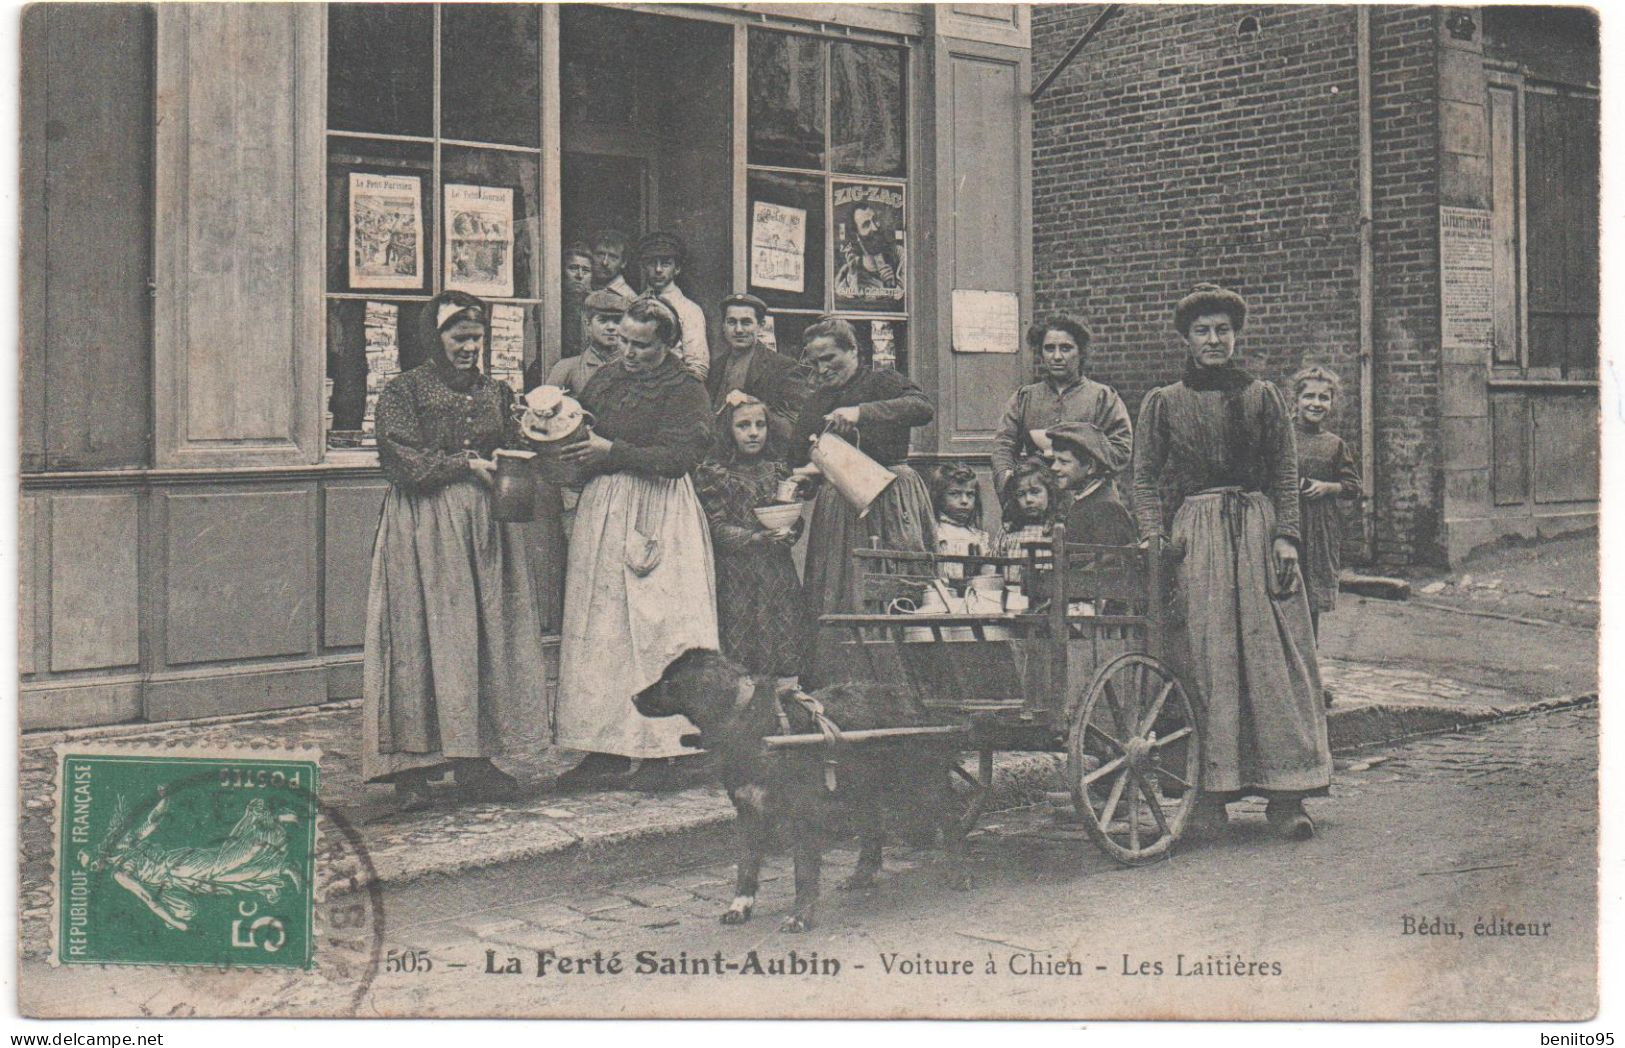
<box><xmin>1131</xmin><ymin>283</ymin><xmax>1331</xmax><ymax>841</ymax></box>
<box><xmin>553</xmin><ymin>296</ymin><xmax>717</xmax><ymax>785</ymax></box>
<box><xmin>789</xmin><ymin>316</ymin><xmax>936</xmax><ymax>684</ymax></box>
<box><xmin>363</xmin><ymin>291</ymin><xmax>547</xmax><ymax>809</ymax></box>
<box><xmin>694</xmin><ymin>394</ymin><xmax>808</xmax><ymax>680</ymax></box>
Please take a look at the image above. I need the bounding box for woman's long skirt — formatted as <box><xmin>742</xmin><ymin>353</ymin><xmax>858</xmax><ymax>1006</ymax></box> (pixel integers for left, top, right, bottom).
<box><xmin>557</xmin><ymin>472</ymin><xmax>718</xmax><ymax>758</ymax></box>
<box><xmin>362</xmin><ymin>480</ymin><xmax>549</xmax><ymax>783</ymax></box>
<box><xmin>801</xmin><ymin>463</ymin><xmax>936</xmax><ymax>683</ymax></box>
<box><xmin>1171</xmin><ymin>489</ymin><xmax>1332</xmax><ymax>798</ymax></box>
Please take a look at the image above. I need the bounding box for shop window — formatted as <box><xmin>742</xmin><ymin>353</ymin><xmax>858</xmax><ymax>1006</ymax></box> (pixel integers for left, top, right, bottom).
<box><xmin>1487</xmin><ymin>76</ymin><xmax>1599</xmax><ymax>381</ymax></box>
<box><xmin>830</xmin><ymin>41</ymin><xmax>906</xmax><ymax>178</ymax></box>
<box><xmin>748</xmin><ymin>30</ymin><xmax>826</xmax><ymax>170</ymax></box>
<box><xmin>328</xmin><ymin>4</ymin><xmax>433</xmax><ymax>138</ymax></box>
<box><xmin>325</xmin><ymin>4</ymin><xmax>544</xmax><ymax>451</ymax></box>
<box><xmin>747</xmin><ymin>29</ymin><xmax>910</xmax><ymax>371</ymax></box>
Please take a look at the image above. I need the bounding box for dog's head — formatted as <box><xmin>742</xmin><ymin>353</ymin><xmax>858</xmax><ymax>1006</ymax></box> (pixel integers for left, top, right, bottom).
<box><xmin>633</xmin><ymin>649</ymin><xmax>757</xmax><ymax>745</ymax></box>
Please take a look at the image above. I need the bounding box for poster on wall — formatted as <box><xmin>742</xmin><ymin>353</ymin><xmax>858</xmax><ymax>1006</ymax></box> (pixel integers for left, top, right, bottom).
<box><xmin>1439</xmin><ymin>206</ymin><xmax>1494</xmax><ymax>353</ymax></box>
<box><xmin>750</xmin><ymin>200</ymin><xmax>807</xmax><ymax>293</ymax></box>
<box><xmin>951</xmin><ymin>289</ymin><xmax>1021</xmax><ymax>354</ymax></box>
<box><xmin>347</xmin><ymin>173</ymin><xmax>423</xmax><ymax>290</ymax></box>
<box><xmin>489</xmin><ymin>303</ymin><xmax>527</xmax><ymax>392</ymax></box>
<box><xmin>445</xmin><ymin>184</ymin><xmax>515</xmax><ymax>298</ymax></box>
<box><xmin>833</xmin><ymin>180</ymin><xmax>905</xmax><ymax>312</ymax></box>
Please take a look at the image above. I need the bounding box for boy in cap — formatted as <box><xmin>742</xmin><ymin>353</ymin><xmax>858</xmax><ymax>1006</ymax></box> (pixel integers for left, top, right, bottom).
<box><xmin>1047</xmin><ymin>421</ymin><xmax>1136</xmax><ymax>546</ymax></box>
<box><xmin>530</xmin><ymin>288</ymin><xmax>630</xmax><ymax>396</ymax></box>
<box><xmin>638</xmin><ymin>230</ymin><xmax>709</xmax><ymax>380</ymax></box>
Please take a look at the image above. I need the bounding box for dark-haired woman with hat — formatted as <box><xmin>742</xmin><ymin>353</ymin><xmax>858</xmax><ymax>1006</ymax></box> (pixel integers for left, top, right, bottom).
<box><xmin>362</xmin><ymin>290</ymin><xmax>548</xmax><ymax>809</ymax></box>
<box><xmin>1130</xmin><ymin>283</ymin><xmax>1331</xmax><ymax>841</ymax></box>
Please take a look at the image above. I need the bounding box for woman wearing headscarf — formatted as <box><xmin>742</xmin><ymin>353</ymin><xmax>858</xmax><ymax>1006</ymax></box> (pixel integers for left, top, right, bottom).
<box><xmin>552</xmin><ymin>296</ymin><xmax>718</xmax><ymax>787</ymax></box>
<box><xmin>789</xmin><ymin>316</ymin><xmax>935</xmax><ymax>684</ymax></box>
<box><xmin>1130</xmin><ymin>283</ymin><xmax>1331</xmax><ymax>841</ymax></box>
<box><xmin>363</xmin><ymin>291</ymin><xmax>547</xmax><ymax>809</ymax></box>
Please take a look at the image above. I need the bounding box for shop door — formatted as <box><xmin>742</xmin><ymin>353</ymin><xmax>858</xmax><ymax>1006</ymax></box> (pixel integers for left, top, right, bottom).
<box><xmin>560</xmin><ymin>7</ymin><xmax>732</xmax><ymax>322</ymax></box>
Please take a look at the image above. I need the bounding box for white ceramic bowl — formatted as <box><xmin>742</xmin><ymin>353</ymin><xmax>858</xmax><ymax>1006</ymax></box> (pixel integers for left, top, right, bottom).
<box><xmin>753</xmin><ymin>502</ymin><xmax>805</xmax><ymax>530</ymax></box>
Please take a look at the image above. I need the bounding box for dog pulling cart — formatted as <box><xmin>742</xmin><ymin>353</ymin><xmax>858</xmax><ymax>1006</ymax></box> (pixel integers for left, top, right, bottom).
<box><xmin>775</xmin><ymin>527</ymin><xmax>1202</xmax><ymax>865</ymax></box>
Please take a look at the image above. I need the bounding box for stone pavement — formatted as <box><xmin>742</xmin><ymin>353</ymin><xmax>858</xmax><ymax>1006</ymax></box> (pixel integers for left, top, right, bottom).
<box><xmin>19</xmin><ymin>640</ymin><xmax>1595</xmax><ymax>968</ymax></box>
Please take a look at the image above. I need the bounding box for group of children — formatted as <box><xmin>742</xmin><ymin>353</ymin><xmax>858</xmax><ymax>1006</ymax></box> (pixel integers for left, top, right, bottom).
<box><xmin>696</xmin><ymin>366</ymin><xmax>1357</xmax><ymax>695</ymax></box>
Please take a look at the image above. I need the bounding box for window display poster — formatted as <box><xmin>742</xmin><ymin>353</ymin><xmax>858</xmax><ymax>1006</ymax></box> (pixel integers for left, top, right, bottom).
<box><xmin>348</xmin><ymin>173</ymin><xmax>424</xmax><ymax>290</ymax></box>
<box><xmin>870</xmin><ymin>320</ymin><xmax>897</xmax><ymax>369</ymax></box>
<box><xmin>757</xmin><ymin>314</ymin><xmax>778</xmax><ymax>353</ymax></box>
<box><xmin>750</xmin><ymin>200</ymin><xmax>807</xmax><ymax>293</ymax></box>
<box><xmin>950</xmin><ymin>289</ymin><xmax>1021</xmax><ymax>354</ymax></box>
<box><xmin>445</xmin><ymin>184</ymin><xmax>515</xmax><ymax>298</ymax></box>
<box><xmin>489</xmin><ymin>303</ymin><xmax>526</xmax><ymax>392</ymax></box>
<box><xmin>361</xmin><ymin>301</ymin><xmax>401</xmax><ymax>440</ymax></box>
<box><xmin>833</xmin><ymin>181</ymin><xmax>905</xmax><ymax>312</ymax></box>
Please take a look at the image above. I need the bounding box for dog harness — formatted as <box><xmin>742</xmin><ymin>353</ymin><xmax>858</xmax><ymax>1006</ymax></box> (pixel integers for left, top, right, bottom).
<box><xmin>781</xmin><ymin>689</ymin><xmax>847</xmax><ymax>792</ymax></box>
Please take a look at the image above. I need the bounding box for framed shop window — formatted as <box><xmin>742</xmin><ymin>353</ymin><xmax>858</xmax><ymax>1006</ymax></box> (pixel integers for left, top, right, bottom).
<box><xmin>1486</xmin><ymin>72</ymin><xmax>1599</xmax><ymax>382</ymax></box>
<box><xmin>746</xmin><ymin>28</ymin><xmax>909</xmax><ymax>370</ymax></box>
<box><xmin>323</xmin><ymin>3</ymin><xmax>544</xmax><ymax>451</ymax></box>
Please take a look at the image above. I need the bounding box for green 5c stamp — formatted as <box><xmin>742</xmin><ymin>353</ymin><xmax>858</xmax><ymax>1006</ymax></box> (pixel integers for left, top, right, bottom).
<box><xmin>55</xmin><ymin>751</ymin><xmax>320</xmax><ymax>969</ymax></box>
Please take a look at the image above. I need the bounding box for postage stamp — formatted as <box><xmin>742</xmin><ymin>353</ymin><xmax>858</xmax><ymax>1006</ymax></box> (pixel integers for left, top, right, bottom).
<box><xmin>53</xmin><ymin>749</ymin><xmax>321</xmax><ymax>970</ymax></box>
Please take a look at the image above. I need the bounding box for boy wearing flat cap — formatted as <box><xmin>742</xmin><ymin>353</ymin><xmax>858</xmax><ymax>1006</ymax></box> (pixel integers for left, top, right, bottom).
<box><xmin>532</xmin><ymin>288</ymin><xmax>630</xmax><ymax>396</ymax></box>
<box><xmin>638</xmin><ymin>230</ymin><xmax>710</xmax><ymax>381</ymax></box>
<box><xmin>1047</xmin><ymin>420</ymin><xmax>1137</xmax><ymax>546</ymax></box>
<box><xmin>707</xmin><ymin>292</ymin><xmax>808</xmax><ymax>447</ymax></box>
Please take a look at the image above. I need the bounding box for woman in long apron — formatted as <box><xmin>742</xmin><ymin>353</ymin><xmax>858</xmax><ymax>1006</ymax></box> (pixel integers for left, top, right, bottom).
<box><xmin>363</xmin><ymin>291</ymin><xmax>548</xmax><ymax>809</ymax></box>
<box><xmin>1130</xmin><ymin>283</ymin><xmax>1332</xmax><ymax>840</ymax></box>
<box><xmin>553</xmin><ymin>296</ymin><xmax>718</xmax><ymax>787</ymax></box>
<box><xmin>789</xmin><ymin>316</ymin><xmax>936</xmax><ymax>686</ymax></box>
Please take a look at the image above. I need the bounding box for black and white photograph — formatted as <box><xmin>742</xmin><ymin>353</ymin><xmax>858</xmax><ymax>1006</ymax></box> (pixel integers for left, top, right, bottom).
<box><xmin>9</xmin><ymin>0</ymin><xmax>1611</xmax><ymax>1035</ymax></box>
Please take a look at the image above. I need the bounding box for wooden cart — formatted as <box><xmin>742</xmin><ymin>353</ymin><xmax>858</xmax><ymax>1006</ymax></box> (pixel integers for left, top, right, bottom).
<box><xmin>805</xmin><ymin>525</ymin><xmax>1202</xmax><ymax>865</ymax></box>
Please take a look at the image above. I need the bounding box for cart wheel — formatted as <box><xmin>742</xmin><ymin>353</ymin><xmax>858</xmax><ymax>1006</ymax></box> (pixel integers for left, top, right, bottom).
<box><xmin>1067</xmin><ymin>653</ymin><xmax>1201</xmax><ymax>865</ymax></box>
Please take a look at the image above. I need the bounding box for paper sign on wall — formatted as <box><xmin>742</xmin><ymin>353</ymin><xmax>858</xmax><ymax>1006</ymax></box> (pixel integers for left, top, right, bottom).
<box><xmin>750</xmin><ymin>201</ymin><xmax>806</xmax><ymax>293</ymax></box>
<box><xmin>445</xmin><ymin>184</ymin><xmax>515</xmax><ymax>298</ymax></box>
<box><xmin>951</xmin><ymin>289</ymin><xmax>1020</xmax><ymax>354</ymax></box>
<box><xmin>1439</xmin><ymin>206</ymin><xmax>1494</xmax><ymax>352</ymax></box>
<box><xmin>349</xmin><ymin>174</ymin><xmax>424</xmax><ymax>290</ymax></box>
<box><xmin>489</xmin><ymin>303</ymin><xmax>527</xmax><ymax>392</ymax></box>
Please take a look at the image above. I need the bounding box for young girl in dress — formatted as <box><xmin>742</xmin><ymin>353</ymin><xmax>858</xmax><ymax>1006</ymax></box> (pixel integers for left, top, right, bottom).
<box><xmin>994</xmin><ymin>456</ymin><xmax>1059</xmax><ymax>585</ymax></box>
<box><xmin>1291</xmin><ymin>366</ymin><xmax>1361</xmax><ymax>706</ymax></box>
<box><xmin>930</xmin><ymin>463</ymin><xmax>991</xmax><ymax>580</ymax></box>
<box><xmin>693</xmin><ymin>394</ymin><xmax>809</xmax><ymax>681</ymax></box>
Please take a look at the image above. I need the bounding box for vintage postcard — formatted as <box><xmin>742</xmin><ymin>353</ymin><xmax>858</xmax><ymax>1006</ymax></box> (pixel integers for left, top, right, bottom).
<box><xmin>14</xmin><ymin>0</ymin><xmax>1605</xmax><ymax>1029</ymax></box>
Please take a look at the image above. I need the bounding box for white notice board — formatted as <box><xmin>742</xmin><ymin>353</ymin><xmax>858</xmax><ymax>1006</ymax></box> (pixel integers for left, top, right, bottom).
<box><xmin>951</xmin><ymin>289</ymin><xmax>1020</xmax><ymax>354</ymax></box>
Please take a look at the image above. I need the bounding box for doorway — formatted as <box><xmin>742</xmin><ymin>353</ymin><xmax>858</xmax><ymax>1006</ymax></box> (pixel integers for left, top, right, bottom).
<box><xmin>560</xmin><ymin>7</ymin><xmax>732</xmax><ymax>321</ymax></box>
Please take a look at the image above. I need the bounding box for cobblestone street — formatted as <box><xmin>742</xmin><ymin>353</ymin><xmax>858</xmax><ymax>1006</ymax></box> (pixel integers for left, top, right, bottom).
<box><xmin>22</xmin><ymin>703</ymin><xmax>1597</xmax><ymax>1020</ymax></box>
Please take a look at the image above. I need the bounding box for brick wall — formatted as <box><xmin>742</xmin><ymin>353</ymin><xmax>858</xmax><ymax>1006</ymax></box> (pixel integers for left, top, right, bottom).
<box><xmin>1031</xmin><ymin>4</ymin><xmax>1444</xmax><ymax>568</ymax></box>
<box><xmin>1367</xmin><ymin>7</ymin><xmax>1442</xmax><ymax>567</ymax></box>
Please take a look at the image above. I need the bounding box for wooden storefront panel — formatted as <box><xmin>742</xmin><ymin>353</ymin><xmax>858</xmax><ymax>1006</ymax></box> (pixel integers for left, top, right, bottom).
<box><xmin>323</xmin><ymin>482</ymin><xmax>389</xmax><ymax>649</ymax></box>
<box><xmin>1532</xmin><ymin>393</ymin><xmax>1599</xmax><ymax>504</ymax></box>
<box><xmin>20</xmin><ymin>497</ymin><xmax>40</xmax><ymax>676</ymax></box>
<box><xmin>1490</xmin><ymin>394</ymin><xmax>1529</xmax><ymax>507</ymax></box>
<box><xmin>21</xmin><ymin>5</ymin><xmax>154</xmax><ymax>471</ymax></box>
<box><xmin>930</xmin><ymin>26</ymin><xmax>1031</xmax><ymax>453</ymax></box>
<box><xmin>164</xmin><ymin>489</ymin><xmax>316</xmax><ymax>665</ymax></box>
<box><xmin>48</xmin><ymin>494</ymin><xmax>142</xmax><ymax>673</ymax></box>
<box><xmin>154</xmin><ymin>4</ymin><xmax>324</xmax><ymax>468</ymax></box>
